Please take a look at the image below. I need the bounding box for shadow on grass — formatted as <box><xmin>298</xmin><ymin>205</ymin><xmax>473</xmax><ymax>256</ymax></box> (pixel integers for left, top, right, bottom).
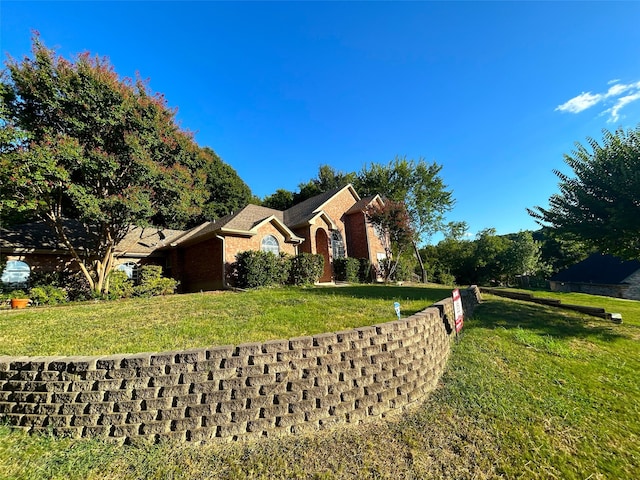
<box><xmin>472</xmin><ymin>297</ymin><xmax>625</xmax><ymax>342</ymax></box>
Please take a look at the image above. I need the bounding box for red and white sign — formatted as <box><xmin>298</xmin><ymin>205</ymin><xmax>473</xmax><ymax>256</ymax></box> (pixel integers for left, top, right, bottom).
<box><xmin>452</xmin><ymin>289</ymin><xmax>464</xmax><ymax>333</ymax></box>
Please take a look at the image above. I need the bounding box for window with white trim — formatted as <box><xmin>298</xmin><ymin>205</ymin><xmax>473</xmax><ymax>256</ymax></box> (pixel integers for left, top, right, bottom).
<box><xmin>331</xmin><ymin>230</ymin><xmax>345</xmax><ymax>259</ymax></box>
<box><xmin>116</xmin><ymin>262</ymin><xmax>139</xmax><ymax>282</ymax></box>
<box><xmin>261</xmin><ymin>235</ymin><xmax>280</xmax><ymax>255</ymax></box>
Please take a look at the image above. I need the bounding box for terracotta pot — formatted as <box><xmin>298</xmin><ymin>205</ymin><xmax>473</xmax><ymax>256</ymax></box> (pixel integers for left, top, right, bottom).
<box><xmin>10</xmin><ymin>298</ymin><xmax>30</xmax><ymax>309</ymax></box>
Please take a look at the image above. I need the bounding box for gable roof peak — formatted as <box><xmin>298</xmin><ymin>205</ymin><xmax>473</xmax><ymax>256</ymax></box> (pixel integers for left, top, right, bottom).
<box><xmin>283</xmin><ymin>184</ymin><xmax>360</xmax><ymax>227</ymax></box>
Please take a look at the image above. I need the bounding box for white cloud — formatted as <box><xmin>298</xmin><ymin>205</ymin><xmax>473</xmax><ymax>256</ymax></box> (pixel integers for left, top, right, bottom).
<box><xmin>607</xmin><ymin>92</ymin><xmax>640</xmax><ymax>123</ymax></box>
<box><xmin>556</xmin><ymin>80</ymin><xmax>640</xmax><ymax>122</ymax></box>
<box><xmin>555</xmin><ymin>92</ymin><xmax>602</xmax><ymax>113</ymax></box>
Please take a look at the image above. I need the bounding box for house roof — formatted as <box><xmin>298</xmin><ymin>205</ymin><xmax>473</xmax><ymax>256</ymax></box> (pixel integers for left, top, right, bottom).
<box><xmin>283</xmin><ymin>184</ymin><xmax>360</xmax><ymax>227</ymax></box>
<box><xmin>0</xmin><ymin>219</ymin><xmax>89</xmax><ymax>253</ymax></box>
<box><xmin>345</xmin><ymin>195</ymin><xmax>382</xmax><ymax>215</ymax></box>
<box><xmin>0</xmin><ymin>220</ymin><xmax>184</xmax><ymax>257</ymax></box>
<box><xmin>171</xmin><ymin>204</ymin><xmax>303</xmax><ymax>246</ymax></box>
<box><xmin>116</xmin><ymin>226</ymin><xmax>185</xmax><ymax>256</ymax></box>
<box><xmin>550</xmin><ymin>253</ymin><xmax>640</xmax><ymax>285</ymax></box>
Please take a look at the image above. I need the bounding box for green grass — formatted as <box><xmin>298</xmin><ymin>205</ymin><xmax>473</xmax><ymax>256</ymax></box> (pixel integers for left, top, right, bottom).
<box><xmin>1</xmin><ymin>287</ymin><xmax>639</xmax><ymax>479</ymax></box>
<box><xmin>0</xmin><ymin>284</ymin><xmax>452</xmax><ymax>356</ymax></box>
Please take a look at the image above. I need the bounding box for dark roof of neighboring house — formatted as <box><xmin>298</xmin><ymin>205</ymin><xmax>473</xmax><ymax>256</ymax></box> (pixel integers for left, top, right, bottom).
<box><xmin>550</xmin><ymin>253</ymin><xmax>640</xmax><ymax>285</ymax></box>
<box><xmin>0</xmin><ymin>219</ymin><xmax>95</xmax><ymax>252</ymax></box>
<box><xmin>0</xmin><ymin>220</ymin><xmax>184</xmax><ymax>256</ymax></box>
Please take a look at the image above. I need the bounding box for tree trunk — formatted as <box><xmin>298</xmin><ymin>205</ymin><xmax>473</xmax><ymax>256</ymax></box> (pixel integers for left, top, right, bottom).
<box><xmin>413</xmin><ymin>239</ymin><xmax>427</xmax><ymax>283</ymax></box>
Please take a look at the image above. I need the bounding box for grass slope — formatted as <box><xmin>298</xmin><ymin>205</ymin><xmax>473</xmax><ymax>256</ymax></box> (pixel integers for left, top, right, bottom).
<box><xmin>1</xmin><ymin>287</ymin><xmax>639</xmax><ymax>479</ymax></box>
<box><xmin>0</xmin><ymin>285</ymin><xmax>451</xmax><ymax>356</ymax></box>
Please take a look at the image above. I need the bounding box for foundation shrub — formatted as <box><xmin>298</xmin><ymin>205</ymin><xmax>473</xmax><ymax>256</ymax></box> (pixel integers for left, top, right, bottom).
<box><xmin>289</xmin><ymin>253</ymin><xmax>324</xmax><ymax>285</ymax></box>
<box><xmin>30</xmin><ymin>270</ymin><xmax>93</xmax><ymax>302</ymax></box>
<box><xmin>133</xmin><ymin>265</ymin><xmax>179</xmax><ymax>297</ymax></box>
<box><xmin>233</xmin><ymin>251</ymin><xmax>290</xmax><ymax>288</ymax></box>
<box><xmin>358</xmin><ymin>258</ymin><xmax>373</xmax><ymax>283</ymax></box>
<box><xmin>107</xmin><ymin>270</ymin><xmax>135</xmax><ymax>299</ymax></box>
<box><xmin>28</xmin><ymin>285</ymin><xmax>68</xmax><ymax>305</ymax></box>
<box><xmin>334</xmin><ymin>257</ymin><xmax>361</xmax><ymax>282</ymax></box>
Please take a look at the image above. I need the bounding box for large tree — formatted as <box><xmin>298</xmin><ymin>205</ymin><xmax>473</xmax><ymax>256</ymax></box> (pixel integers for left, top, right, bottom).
<box><xmin>355</xmin><ymin>156</ymin><xmax>454</xmax><ymax>243</ymax></box>
<box><xmin>194</xmin><ymin>146</ymin><xmax>253</xmax><ymax>224</ymax></box>
<box><xmin>355</xmin><ymin>156</ymin><xmax>454</xmax><ymax>281</ymax></box>
<box><xmin>0</xmin><ymin>36</ymin><xmax>210</xmax><ymax>294</ymax></box>
<box><xmin>529</xmin><ymin>126</ymin><xmax>640</xmax><ymax>260</ymax></box>
<box><xmin>365</xmin><ymin>199</ymin><xmax>415</xmax><ymax>282</ymax></box>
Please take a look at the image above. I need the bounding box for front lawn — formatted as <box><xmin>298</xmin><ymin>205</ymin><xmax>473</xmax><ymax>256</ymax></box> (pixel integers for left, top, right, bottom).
<box><xmin>1</xmin><ymin>286</ymin><xmax>638</xmax><ymax>479</ymax></box>
<box><xmin>0</xmin><ymin>284</ymin><xmax>452</xmax><ymax>356</ymax></box>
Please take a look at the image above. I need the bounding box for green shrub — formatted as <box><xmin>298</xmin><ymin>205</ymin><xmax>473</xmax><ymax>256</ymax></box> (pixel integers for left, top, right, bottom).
<box><xmin>358</xmin><ymin>258</ymin><xmax>373</xmax><ymax>283</ymax></box>
<box><xmin>436</xmin><ymin>271</ymin><xmax>456</xmax><ymax>286</ymax></box>
<box><xmin>7</xmin><ymin>289</ymin><xmax>27</xmax><ymax>298</ymax></box>
<box><xmin>107</xmin><ymin>270</ymin><xmax>135</xmax><ymax>299</ymax></box>
<box><xmin>394</xmin><ymin>260</ymin><xmax>413</xmax><ymax>282</ymax></box>
<box><xmin>333</xmin><ymin>257</ymin><xmax>360</xmax><ymax>282</ymax></box>
<box><xmin>28</xmin><ymin>285</ymin><xmax>68</xmax><ymax>305</ymax></box>
<box><xmin>289</xmin><ymin>253</ymin><xmax>324</xmax><ymax>286</ymax></box>
<box><xmin>133</xmin><ymin>265</ymin><xmax>179</xmax><ymax>297</ymax></box>
<box><xmin>63</xmin><ymin>272</ymin><xmax>93</xmax><ymax>301</ymax></box>
<box><xmin>232</xmin><ymin>251</ymin><xmax>289</xmax><ymax>288</ymax></box>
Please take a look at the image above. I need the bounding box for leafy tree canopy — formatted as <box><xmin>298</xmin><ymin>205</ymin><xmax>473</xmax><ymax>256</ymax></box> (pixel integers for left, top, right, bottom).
<box><xmin>421</xmin><ymin>228</ymin><xmax>545</xmax><ymax>286</ymax></box>
<box><xmin>354</xmin><ymin>156</ymin><xmax>454</xmax><ymax>244</ymax></box>
<box><xmin>529</xmin><ymin>126</ymin><xmax>640</xmax><ymax>260</ymax></box>
<box><xmin>193</xmin><ymin>146</ymin><xmax>253</xmax><ymax>225</ymax></box>
<box><xmin>0</xmin><ymin>35</ymin><xmax>247</xmax><ymax>294</ymax></box>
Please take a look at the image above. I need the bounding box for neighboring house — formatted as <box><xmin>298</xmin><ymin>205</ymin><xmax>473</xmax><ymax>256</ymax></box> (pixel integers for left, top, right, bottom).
<box><xmin>549</xmin><ymin>253</ymin><xmax>640</xmax><ymax>301</ymax></box>
<box><xmin>0</xmin><ymin>185</ymin><xmax>387</xmax><ymax>292</ymax></box>
<box><xmin>0</xmin><ymin>219</ymin><xmax>185</xmax><ymax>286</ymax></box>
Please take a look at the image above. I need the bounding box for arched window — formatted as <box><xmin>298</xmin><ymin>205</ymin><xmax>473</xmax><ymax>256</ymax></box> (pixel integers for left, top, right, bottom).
<box><xmin>331</xmin><ymin>230</ymin><xmax>345</xmax><ymax>259</ymax></box>
<box><xmin>261</xmin><ymin>235</ymin><xmax>280</xmax><ymax>255</ymax></box>
<box><xmin>116</xmin><ymin>262</ymin><xmax>139</xmax><ymax>282</ymax></box>
<box><xmin>1</xmin><ymin>260</ymin><xmax>30</xmax><ymax>286</ymax></box>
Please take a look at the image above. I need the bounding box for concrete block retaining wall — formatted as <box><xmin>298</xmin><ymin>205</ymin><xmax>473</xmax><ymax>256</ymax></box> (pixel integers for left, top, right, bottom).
<box><xmin>0</xmin><ymin>286</ymin><xmax>480</xmax><ymax>444</ymax></box>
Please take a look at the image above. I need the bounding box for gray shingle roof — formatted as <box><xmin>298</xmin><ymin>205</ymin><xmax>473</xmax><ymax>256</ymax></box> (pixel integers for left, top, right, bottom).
<box><xmin>0</xmin><ymin>219</ymin><xmax>184</xmax><ymax>256</ymax></box>
<box><xmin>283</xmin><ymin>185</ymin><xmax>360</xmax><ymax>227</ymax></box>
<box><xmin>171</xmin><ymin>204</ymin><xmax>298</xmax><ymax>246</ymax></box>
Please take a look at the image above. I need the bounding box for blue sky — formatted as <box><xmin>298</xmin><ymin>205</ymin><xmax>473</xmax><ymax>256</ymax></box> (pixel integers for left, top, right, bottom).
<box><xmin>2</xmin><ymin>1</ymin><xmax>640</xmax><ymax>243</ymax></box>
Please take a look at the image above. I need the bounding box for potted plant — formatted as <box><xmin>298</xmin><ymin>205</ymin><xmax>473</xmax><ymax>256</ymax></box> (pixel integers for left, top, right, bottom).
<box><xmin>9</xmin><ymin>290</ymin><xmax>30</xmax><ymax>309</ymax></box>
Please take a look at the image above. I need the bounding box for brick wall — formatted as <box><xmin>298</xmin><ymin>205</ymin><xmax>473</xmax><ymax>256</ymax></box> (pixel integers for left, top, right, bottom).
<box><xmin>0</xmin><ymin>287</ymin><xmax>480</xmax><ymax>444</ymax></box>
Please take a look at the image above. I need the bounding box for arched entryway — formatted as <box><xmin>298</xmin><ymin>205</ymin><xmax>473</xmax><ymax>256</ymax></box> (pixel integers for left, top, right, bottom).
<box><xmin>315</xmin><ymin>229</ymin><xmax>332</xmax><ymax>282</ymax></box>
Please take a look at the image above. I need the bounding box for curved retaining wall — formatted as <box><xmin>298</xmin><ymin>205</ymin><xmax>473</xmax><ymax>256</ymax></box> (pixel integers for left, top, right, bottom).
<box><xmin>0</xmin><ymin>287</ymin><xmax>480</xmax><ymax>444</ymax></box>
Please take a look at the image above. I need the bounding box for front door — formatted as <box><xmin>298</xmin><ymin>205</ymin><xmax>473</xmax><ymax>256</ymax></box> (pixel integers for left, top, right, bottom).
<box><xmin>315</xmin><ymin>229</ymin><xmax>332</xmax><ymax>282</ymax></box>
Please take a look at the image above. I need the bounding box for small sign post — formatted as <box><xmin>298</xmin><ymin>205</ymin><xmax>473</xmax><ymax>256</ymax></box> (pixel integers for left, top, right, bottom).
<box><xmin>394</xmin><ymin>301</ymin><xmax>401</xmax><ymax>320</ymax></box>
<box><xmin>452</xmin><ymin>289</ymin><xmax>464</xmax><ymax>336</ymax></box>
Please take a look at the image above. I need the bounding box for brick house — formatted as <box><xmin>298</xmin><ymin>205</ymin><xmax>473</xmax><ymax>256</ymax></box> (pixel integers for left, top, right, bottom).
<box><xmin>1</xmin><ymin>185</ymin><xmax>387</xmax><ymax>292</ymax></box>
<box><xmin>549</xmin><ymin>253</ymin><xmax>640</xmax><ymax>300</ymax></box>
<box><xmin>165</xmin><ymin>184</ymin><xmax>387</xmax><ymax>291</ymax></box>
<box><xmin>0</xmin><ymin>219</ymin><xmax>185</xmax><ymax>286</ymax></box>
